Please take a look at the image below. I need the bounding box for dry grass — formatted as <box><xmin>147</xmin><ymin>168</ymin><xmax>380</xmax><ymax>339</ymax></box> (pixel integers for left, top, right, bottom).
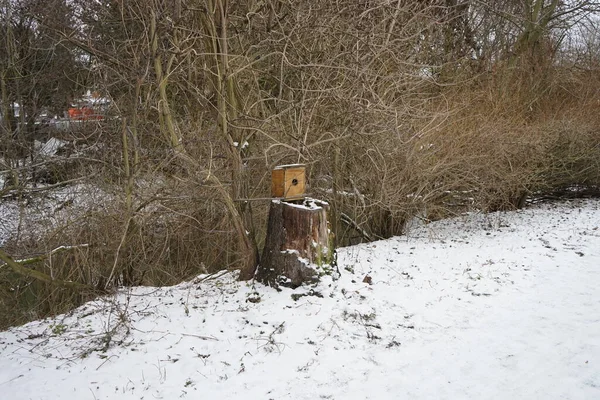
<box><xmin>306</xmin><ymin>66</ymin><xmax>600</xmax><ymax>244</ymax></box>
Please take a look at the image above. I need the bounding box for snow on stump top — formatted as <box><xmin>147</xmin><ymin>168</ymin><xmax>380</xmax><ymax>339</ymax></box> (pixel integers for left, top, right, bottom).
<box><xmin>257</xmin><ymin>198</ymin><xmax>333</xmax><ymax>288</ymax></box>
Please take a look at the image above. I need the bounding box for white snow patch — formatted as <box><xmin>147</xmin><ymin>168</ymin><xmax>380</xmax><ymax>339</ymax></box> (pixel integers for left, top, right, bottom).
<box><xmin>281</xmin><ymin>198</ymin><xmax>329</xmax><ymax>210</ymax></box>
<box><xmin>0</xmin><ymin>183</ymin><xmax>112</xmax><ymax>246</ymax></box>
<box><xmin>0</xmin><ymin>199</ymin><xmax>599</xmax><ymax>399</ymax></box>
<box><xmin>39</xmin><ymin>137</ymin><xmax>69</xmax><ymax>156</ymax></box>
<box><xmin>274</xmin><ymin>163</ymin><xmax>304</xmax><ymax>169</ymax></box>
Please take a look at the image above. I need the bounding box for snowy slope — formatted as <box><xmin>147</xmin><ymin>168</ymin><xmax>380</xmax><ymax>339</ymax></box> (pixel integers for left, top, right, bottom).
<box><xmin>0</xmin><ymin>200</ymin><xmax>599</xmax><ymax>400</ymax></box>
<box><xmin>0</xmin><ymin>183</ymin><xmax>111</xmax><ymax>247</ymax></box>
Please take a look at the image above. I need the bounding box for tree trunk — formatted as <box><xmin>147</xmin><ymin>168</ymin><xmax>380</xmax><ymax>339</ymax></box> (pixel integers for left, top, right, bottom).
<box><xmin>200</xmin><ymin>0</ymin><xmax>259</xmax><ymax>280</ymax></box>
<box><xmin>257</xmin><ymin>198</ymin><xmax>331</xmax><ymax>288</ymax></box>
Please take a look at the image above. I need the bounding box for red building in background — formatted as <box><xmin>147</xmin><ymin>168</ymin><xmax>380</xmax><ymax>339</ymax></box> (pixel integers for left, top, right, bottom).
<box><xmin>67</xmin><ymin>91</ymin><xmax>108</xmax><ymax>121</ymax></box>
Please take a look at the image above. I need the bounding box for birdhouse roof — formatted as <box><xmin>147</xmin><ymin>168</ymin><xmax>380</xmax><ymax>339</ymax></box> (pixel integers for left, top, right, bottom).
<box><xmin>274</xmin><ymin>164</ymin><xmax>305</xmax><ymax>170</ymax></box>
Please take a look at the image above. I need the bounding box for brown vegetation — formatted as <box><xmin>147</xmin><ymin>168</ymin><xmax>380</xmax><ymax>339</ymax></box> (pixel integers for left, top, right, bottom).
<box><xmin>1</xmin><ymin>0</ymin><xmax>600</xmax><ymax>327</ymax></box>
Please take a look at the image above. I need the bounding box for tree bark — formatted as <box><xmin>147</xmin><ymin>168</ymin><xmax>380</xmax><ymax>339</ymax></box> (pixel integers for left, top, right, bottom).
<box><xmin>257</xmin><ymin>199</ymin><xmax>331</xmax><ymax>288</ymax></box>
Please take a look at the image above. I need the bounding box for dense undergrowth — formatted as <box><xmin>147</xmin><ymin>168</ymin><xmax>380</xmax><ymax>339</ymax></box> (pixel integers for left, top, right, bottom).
<box><xmin>1</xmin><ymin>0</ymin><xmax>600</xmax><ymax>328</ymax></box>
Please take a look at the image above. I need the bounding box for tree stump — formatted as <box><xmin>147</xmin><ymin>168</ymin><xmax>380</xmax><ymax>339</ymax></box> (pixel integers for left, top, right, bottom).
<box><xmin>257</xmin><ymin>198</ymin><xmax>332</xmax><ymax>288</ymax></box>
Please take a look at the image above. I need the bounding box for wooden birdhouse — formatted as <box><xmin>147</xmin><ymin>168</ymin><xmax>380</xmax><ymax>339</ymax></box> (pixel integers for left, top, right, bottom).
<box><xmin>271</xmin><ymin>164</ymin><xmax>306</xmax><ymax>200</ymax></box>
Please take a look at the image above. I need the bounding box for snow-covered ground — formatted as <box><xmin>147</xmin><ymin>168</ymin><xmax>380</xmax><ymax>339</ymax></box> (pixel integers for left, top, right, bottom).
<box><xmin>0</xmin><ymin>200</ymin><xmax>599</xmax><ymax>399</ymax></box>
<box><xmin>0</xmin><ymin>183</ymin><xmax>111</xmax><ymax>247</ymax></box>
